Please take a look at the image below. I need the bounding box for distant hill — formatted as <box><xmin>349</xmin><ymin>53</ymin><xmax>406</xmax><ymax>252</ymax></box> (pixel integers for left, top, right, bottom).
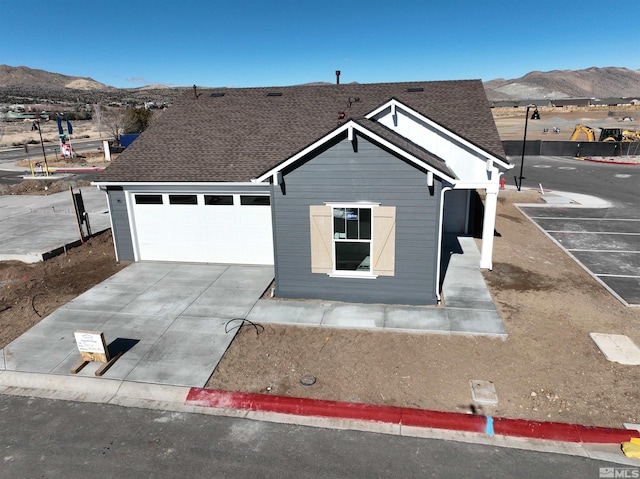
<box><xmin>0</xmin><ymin>64</ymin><xmax>110</xmax><ymax>91</ymax></box>
<box><xmin>0</xmin><ymin>65</ymin><xmax>186</xmax><ymax>106</ymax></box>
<box><xmin>484</xmin><ymin>67</ymin><xmax>640</xmax><ymax>101</ymax></box>
<box><xmin>3</xmin><ymin>64</ymin><xmax>640</xmax><ymax>106</ymax></box>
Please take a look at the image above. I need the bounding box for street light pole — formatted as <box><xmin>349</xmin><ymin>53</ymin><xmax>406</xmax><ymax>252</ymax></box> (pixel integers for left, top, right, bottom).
<box><xmin>518</xmin><ymin>104</ymin><xmax>537</xmax><ymax>191</ymax></box>
<box><xmin>31</xmin><ymin>119</ymin><xmax>50</xmax><ymax>176</ymax></box>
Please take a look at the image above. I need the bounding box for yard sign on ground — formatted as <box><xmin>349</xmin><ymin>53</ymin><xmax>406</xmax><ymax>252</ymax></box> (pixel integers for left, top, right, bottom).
<box><xmin>71</xmin><ymin>330</ymin><xmax>122</xmax><ymax>376</ymax></box>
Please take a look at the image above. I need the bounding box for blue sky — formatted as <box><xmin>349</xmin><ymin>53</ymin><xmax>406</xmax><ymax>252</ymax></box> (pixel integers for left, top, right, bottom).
<box><xmin>2</xmin><ymin>0</ymin><xmax>639</xmax><ymax>88</ymax></box>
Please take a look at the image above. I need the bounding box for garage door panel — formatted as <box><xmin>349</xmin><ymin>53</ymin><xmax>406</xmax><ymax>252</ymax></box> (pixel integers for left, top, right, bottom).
<box><xmin>131</xmin><ymin>195</ymin><xmax>273</xmax><ymax>265</ymax></box>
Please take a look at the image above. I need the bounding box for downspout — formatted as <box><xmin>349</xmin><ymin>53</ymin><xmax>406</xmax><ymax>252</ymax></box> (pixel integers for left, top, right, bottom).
<box><xmin>434</xmin><ymin>185</ymin><xmax>453</xmax><ymax>303</ymax></box>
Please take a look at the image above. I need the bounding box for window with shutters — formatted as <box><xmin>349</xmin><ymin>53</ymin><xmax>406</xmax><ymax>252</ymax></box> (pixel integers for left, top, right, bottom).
<box><xmin>309</xmin><ymin>204</ymin><xmax>396</xmax><ymax>278</ymax></box>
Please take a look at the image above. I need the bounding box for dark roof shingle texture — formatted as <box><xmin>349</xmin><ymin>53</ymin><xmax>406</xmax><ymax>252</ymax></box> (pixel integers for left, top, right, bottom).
<box><xmin>96</xmin><ymin>80</ymin><xmax>505</xmax><ymax>183</ymax></box>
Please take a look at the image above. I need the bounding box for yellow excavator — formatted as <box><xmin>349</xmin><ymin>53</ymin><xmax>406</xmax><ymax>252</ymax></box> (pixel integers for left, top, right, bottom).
<box><xmin>570</xmin><ymin>124</ymin><xmax>640</xmax><ymax>142</ymax></box>
<box><xmin>570</xmin><ymin>124</ymin><xmax>596</xmax><ymax>141</ymax></box>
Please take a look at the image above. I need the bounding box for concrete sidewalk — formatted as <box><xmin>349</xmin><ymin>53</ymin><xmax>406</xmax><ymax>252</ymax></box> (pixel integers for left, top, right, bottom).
<box><xmin>249</xmin><ymin>236</ymin><xmax>505</xmax><ymax>336</ymax></box>
<box><xmin>0</xmin><ymin>186</ymin><xmax>111</xmax><ymax>262</ymax></box>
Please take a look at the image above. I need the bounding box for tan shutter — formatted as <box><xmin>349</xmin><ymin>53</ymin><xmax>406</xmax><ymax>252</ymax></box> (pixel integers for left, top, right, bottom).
<box><xmin>372</xmin><ymin>206</ymin><xmax>396</xmax><ymax>276</ymax></box>
<box><xmin>309</xmin><ymin>205</ymin><xmax>333</xmax><ymax>273</ymax></box>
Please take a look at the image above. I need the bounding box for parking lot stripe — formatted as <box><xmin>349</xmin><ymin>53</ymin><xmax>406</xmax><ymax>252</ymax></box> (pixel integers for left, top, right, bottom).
<box><xmin>568</xmin><ymin>249</ymin><xmax>640</xmax><ymax>253</ymax></box>
<box><xmin>597</xmin><ymin>274</ymin><xmax>640</xmax><ymax>278</ymax></box>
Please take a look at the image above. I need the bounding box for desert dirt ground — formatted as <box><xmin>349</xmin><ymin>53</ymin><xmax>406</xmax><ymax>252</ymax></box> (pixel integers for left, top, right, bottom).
<box><xmin>207</xmin><ymin>189</ymin><xmax>640</xmax><ymax>428</ymax></box>
<box><xmin>1</xmin><ymin>111</ymin><xmax>639</xmax><ymax>429</ymax></box>
<box><xmin>493</xmin><ymin>105</ymin><xmax>640</xmax><ymax>141</ymax></box>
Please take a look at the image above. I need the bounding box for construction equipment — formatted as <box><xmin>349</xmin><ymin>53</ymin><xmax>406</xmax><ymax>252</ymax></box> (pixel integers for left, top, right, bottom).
<box><xmin>570</xmin><ymin>124</ymin><xmax>596</xmax><ymax>141</ymax></box>
<box><xmin>570</xmin><ymin>124</ymin><xmax>640</xmax><ymax>142</ymax></box>
<box><xmin>599</xmin><ymin>128</ymin><xmax>640</xmax><ymax>142</ymax></box>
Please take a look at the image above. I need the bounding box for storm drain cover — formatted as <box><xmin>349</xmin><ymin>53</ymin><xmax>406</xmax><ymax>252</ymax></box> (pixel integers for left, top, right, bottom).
<box><xmin>589</xmin><ymin>333</ymin><xmax>640</xmax><ymax>365</ymax></box>
<box><xmin>470</xmin><ymin>379</ymin><xmax>498</xmax><ymax>405</ymax></box>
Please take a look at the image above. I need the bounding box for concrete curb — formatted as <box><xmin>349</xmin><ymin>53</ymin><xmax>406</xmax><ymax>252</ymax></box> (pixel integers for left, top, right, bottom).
<box><xmin>0</xmin><ymin>371</ymin><xmax>639</xmax><ymax>465</ymax></box>
<box><xmin>185</xmin><ymin>388</ymin><xmax>640</xmax><ymax>445</ymax></box>
<box><xmin>576</xmin><ymin>157</ymin><xmax>640</xmax><ymax>166</ymax></box>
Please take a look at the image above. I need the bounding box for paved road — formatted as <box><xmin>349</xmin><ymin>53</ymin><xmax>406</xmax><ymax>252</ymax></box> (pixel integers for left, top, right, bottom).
<box><xmin>0</xmin><ymin>139</ymin><xmax>105</xmax><ymax>166</ymax></box>
<box><xmin>513</xmin><ymin>155</ymin><xmax>638</xmax><ymax>217</ymax></box>
<box><xmin>0</xmin><ymin>394</ymin><xmax>624</xmax><ymax>479</ymax></box>
<box><xmin>0</xmin><ymin>139</ymin><xmax>106</xmax><ymax>185</ymax></box>
<box><xmin>508</xmin><ymin>155</ymin><xmax>639</xmax><ymax>306</ymax></box>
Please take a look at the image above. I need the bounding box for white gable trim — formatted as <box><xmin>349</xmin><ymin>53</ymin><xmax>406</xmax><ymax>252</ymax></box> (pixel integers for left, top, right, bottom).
<box><xmin>93</xmin><ymin>181</ymin><xmax>264</xmax><ymax>189</ymax></box>
<box><xmin>254</xmin><ymin>120</ymin><xmax>456</xmax><ymax>184</ymax></box>
<box><xmin>366</xmin><ymin>99</ymin><xmax>512</xmax><ymax>170</ymax></box>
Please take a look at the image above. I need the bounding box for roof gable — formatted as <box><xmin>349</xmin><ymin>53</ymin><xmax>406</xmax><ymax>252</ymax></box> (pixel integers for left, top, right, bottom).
<box><xmin>365</xmin><ymin>98</ymin><xmax>512</xmax><ymax>183</ymax></box>
<box><xmin>255</xmin><ymin>119</ymin><xmax>457</xmax><ymax>184</ymax></box>
<box><xmin>95</xmin><ymin>80</ymin><xmax>505</xmax><ymax>183</ymax></box>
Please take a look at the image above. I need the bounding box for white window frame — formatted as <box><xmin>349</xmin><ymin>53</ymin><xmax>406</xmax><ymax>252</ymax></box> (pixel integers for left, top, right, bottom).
<box><xmin>326</xmin><ymin>202</ymin><xmax>379</xmax><ymax>279</ymax></box>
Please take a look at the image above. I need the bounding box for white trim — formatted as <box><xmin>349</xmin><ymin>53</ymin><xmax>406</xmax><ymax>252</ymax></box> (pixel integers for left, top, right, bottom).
<box><xmin>254</xmin><ymin>120</ymin><xmax>457</xmax><ymax>184</ymax></box>
<box><xmin>326</xmin><ymin>201</ymin><xmax>380</xmax><ymax>208</ymax></box>
<box><xmin>366</xmin><ymin>99</ymin><xmax>512</xmax><ymax>170</ymax></box>
<box><xmin>330</xmin><ymin>204</ymin><xmax>376</xmax><ymax>278</ymax></box>
<box><xmin>93</xmin><ymin>181</ymin><xmax>264</xmax><ymax>188</ymax></box>
<box><xmin>329</xmin><ymin>273</ymin><xmax>378</xmax><ymax>279</ymax></box>
<box><xmin>435</xmin><ymin>186</ymin><xmax>453</xmax><ymax>303</ymax></box>
<box><xmin>125</xmin><ymin>190</ymin><xmax>141</xmax><ymax>261</ymax></box>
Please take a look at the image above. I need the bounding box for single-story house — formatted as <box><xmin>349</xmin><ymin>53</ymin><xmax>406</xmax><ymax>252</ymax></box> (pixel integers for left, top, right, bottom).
<box><xmin>94</xmin><ymin>80</ymin><xmax>511</xmax><ymax>306</ymax></box>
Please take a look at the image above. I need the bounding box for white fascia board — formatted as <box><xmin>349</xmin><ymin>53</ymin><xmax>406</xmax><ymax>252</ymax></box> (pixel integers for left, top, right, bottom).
<box><xmin>453</xmin><ymin>181</ymin><xmax>501</xmax><ymax>193</ymax></box>
<box><xmin>254</xmin><ymin>120</ymin><xmax>457</xmax><ymax>184</ymax></box>
<box><xmin>92</xmin><ymin>181</ymin><xmax>264</xmax><ymax>189</ymax></box>
<box><xmin>366</xmin><ymin>99</ymin><xmax>512</xmax><ymax>170</ymax></box>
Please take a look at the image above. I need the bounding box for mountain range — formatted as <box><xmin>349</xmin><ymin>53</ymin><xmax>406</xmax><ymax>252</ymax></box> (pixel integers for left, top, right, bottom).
<box><xmin>484</xmin><ymin>66</ymin><xmax>640</xmax><ymax>101</ymax></box>
<box><xmin>1</xmin><ymin>65</ymin><xmax>640</xmax><ymax>105</ymax></box>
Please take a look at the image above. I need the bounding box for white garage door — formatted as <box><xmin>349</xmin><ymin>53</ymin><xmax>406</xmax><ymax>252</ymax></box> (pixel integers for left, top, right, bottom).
<box><xmin>130</xmin><ymin>193</ymin><xmax>274</xmax><ymax>265</ymax></box>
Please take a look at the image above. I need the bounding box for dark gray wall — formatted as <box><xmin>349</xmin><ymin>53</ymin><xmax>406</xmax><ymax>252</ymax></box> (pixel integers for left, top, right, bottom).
<box><xmin>106</xmin><ymin>187</ymin><xmax>134</xmax><ymax>261</ymax></box>
<box><xmin>272</xmin><ymin>134</ymin><xmax>442</xmax><ymax>306</ymax></box>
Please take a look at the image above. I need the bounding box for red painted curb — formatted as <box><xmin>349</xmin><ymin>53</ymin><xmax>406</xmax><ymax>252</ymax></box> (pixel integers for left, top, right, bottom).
<box><xmin>186</xmin><ymin>389</ymin><xmax>640</xmax><ymax>443</ymax></box>
<box><xmin>578</xmin><ymin>157</ymin><xmax>639</xmax><ymax>166</ymax></box>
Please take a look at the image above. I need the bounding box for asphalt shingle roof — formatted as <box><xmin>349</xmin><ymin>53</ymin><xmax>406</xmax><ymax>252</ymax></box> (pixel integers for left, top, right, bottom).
<box><xmin>353</xmin><ymin>119</ymin><xmax>456</xmax><ymax>180</ymax></box>
<box><xmin>95</xmin><ymin>80</ymin><xmax>506</xmax><ymax>183</ymax></box>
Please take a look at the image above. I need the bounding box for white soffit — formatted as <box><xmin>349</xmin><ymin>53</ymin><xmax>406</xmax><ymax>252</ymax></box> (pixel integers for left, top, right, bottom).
<box><xmin>366</xmin><ymin>99</ymin><xmax>512</xmax><ymax>170</ymax></box>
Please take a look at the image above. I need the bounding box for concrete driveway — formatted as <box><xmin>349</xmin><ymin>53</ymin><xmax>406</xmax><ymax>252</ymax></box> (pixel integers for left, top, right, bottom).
<box><xmin>0</xmin><ymin>186</ymin><xmax>111</xmax><ymax>262</ymax></box>
<box><xmin>1</xmin><ymin>263</ymin><xmax>275</xmax><ymax>387</ymax></box>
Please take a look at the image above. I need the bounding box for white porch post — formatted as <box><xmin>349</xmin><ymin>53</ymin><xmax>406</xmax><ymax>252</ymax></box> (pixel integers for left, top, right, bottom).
<box><xmin>480</xmin><ymin>186</ymin><xmax>498</xmax><ymax>269</ymax></box>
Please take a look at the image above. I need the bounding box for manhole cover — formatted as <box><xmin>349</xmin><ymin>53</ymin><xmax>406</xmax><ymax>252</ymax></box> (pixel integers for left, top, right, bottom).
<box><xmin>300</xmin><ymin>375</ymin><xmax>316</xmax><ymax>386</ymax></box>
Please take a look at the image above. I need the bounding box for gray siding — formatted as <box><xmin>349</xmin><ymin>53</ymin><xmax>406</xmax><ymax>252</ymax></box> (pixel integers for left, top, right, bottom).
<box><xmin>272</xmin><ymin>134</ymin><xmax>442</xmax><ymax>305</ymax></box>
<box><xmin>106</xmin><ymin>188</ymin><xmax>134</xmax><ymax>261</ymax></box>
